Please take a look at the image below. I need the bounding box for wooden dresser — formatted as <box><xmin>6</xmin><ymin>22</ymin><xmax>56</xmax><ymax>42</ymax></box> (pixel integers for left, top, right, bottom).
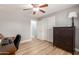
<box><xmin>53</xmin><ymin>27</ymin><xmax>75</xmax><ymax>54</ymax></box>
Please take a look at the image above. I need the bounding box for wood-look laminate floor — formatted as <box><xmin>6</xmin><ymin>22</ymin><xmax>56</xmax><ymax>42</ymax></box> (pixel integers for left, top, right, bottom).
<box><xmin>15</xmin><ymin>39</ymin><xmax>72</xmax><ymax>55</ymax></box>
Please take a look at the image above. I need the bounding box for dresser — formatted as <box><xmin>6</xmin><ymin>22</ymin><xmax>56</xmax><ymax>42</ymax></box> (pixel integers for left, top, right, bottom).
<box><xmin>53</xmin><ymin>27</ymin><xmax>75</xmax><ymax>54</ymax></box>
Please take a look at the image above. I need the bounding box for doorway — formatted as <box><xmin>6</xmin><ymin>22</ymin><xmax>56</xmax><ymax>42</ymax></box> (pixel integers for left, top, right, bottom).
<box><xmin>31</xmin><ymin>20</ymin><xmax>37</xmax><ymax>39</ymax></box>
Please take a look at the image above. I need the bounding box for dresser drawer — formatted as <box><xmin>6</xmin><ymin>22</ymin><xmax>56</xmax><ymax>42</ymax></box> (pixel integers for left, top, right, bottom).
<box><xmin>54</xmin><ymin>40</ymin><xmax>73</xmax><ymax>52</ymax></box>
<box><xmin>54</xmin><ymin>39</ymin><xmax>73</xmax><ymax>46</ymax></box>
<box><xmin>54</xmin><ymin>34</ymin><xmax>73</xmax><ymax>42</ymax></box>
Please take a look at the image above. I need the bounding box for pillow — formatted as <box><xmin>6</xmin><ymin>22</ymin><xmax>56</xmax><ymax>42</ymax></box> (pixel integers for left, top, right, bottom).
<box><xmin>1</xmin><ymin>38</ymin><xmax>13</xmax><ymax>46</ymax></box>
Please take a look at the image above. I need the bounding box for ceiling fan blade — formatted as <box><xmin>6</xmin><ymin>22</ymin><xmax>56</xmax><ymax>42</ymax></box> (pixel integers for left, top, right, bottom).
<box><xmin>23</xmin><ymin>8</ymin><xmax>32</xmax><ymax>10</ymax></box>
<box><xmin>39</xmin><ymin>4</ymin><xmax>48</xmax><ymax>8</ymax></box>
<box><xmin>31</xmin><ymin>4</ymin><xmax>37</xmax><ymax>7</ymax></box>
<box><xmin>39</xmin><ymin>9</ymin><xmax>45</xmax><ymax>13</ymax></box>
<box><xmin>33</xmin><ymin>11</ymin><xmax>36</xmax><ymax>15</ymax></box>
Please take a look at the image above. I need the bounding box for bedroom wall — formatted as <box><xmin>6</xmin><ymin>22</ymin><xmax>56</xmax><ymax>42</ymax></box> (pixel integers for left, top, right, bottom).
<box><xmin>37</xmin><ymin>5</ymin><xmax>79</xmax><ymax>49</ymax></box>
<box><xmin>54</xmin><ymin>5</ymin><xmax>79</xmax><ymax>49</ymax></box>
<box><xmin>0</xmin><ymin>10</ymin><xmax>31</xmax><ymax>42</ymax></box>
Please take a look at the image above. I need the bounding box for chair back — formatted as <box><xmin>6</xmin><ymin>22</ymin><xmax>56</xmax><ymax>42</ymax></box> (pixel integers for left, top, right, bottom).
<box><xmin>14</xmin><ymin>34</ymin><xmax>21</xmax><ymax>49</ymax></box>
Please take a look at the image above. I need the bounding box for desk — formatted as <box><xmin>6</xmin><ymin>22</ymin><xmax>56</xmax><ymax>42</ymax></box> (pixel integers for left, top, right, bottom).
<box><xmin>0</xmin><ymin>39</ymin><xmax>9</xmax><ymax>55</ymax></box>
<box><xmin>0</xmin><ymin>37</ymin><xmax>16</xmax><ymax>55</ymax></box>
<box><xmin>0</xmin><ymin>43</ymin><xmax>17</xmax><ymax>55</ymax></box>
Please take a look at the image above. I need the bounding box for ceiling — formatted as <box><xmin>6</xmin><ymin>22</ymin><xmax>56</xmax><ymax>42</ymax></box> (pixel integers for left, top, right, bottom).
<box><xmin>0</xmin><ymin>4</ymin><xmax>77</xmax><ymax>19</ymax></box>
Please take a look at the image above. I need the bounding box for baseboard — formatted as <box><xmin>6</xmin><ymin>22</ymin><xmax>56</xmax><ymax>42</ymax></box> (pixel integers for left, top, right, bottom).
<box><xmin>45</xmin><ymin>39</ymin><xmax>53</xmax><ymax>43</ymax></box>
<box><xmin>20</xmin><ymin>39</ymin><xmax>32</xmax><ymax>44</ymax></box>
<box><xmin>75</xmin><ymin>48</ymin><xmax>79</xmax><ymax>52</ymax></box>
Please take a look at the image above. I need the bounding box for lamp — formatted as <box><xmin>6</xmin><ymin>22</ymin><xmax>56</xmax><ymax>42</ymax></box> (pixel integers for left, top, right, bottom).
<box><xmin>68</xmin><ymin>12</ymin><xmax>78</xmax><ymax>27</ymax></box>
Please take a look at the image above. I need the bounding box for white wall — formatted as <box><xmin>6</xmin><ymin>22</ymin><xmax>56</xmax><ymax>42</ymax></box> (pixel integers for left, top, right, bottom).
<box><xmin>37</xmin><ymin>5</ymin><xmax>79</xmax><ymax>49</ymax></box>
<box><xmin>37</xmin><ymin>16</ymin><xmax>55</xmax><ymax>42</ymax></box>
<box><xmin>0</xmin><ymin>11</ymin><xmax>31</xmax><ymax>41</ymax></box>
<box><xmin>54</xmin><ymin>5</ymin><xmax>79</xmax><ymax>49</ymax></box>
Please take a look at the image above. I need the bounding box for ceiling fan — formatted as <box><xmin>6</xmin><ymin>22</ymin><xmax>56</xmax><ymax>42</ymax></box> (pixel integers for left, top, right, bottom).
<box><xmin>23</xmin><ymin>4</ymin><xmax>48</xmax><ymax>15</ymax></box>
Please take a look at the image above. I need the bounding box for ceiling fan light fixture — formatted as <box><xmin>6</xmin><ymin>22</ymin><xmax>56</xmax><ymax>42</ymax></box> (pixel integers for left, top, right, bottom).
<box><xmin>33</xmin><ymin>7</ymin><xmax>39</xmax><ymax>11</ymax></box>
